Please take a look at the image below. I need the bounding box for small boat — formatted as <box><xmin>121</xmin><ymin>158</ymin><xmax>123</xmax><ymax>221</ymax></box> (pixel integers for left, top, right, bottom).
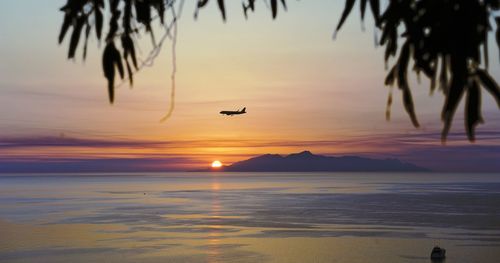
<box><xmin>430</xmin><ymin>246</ymin><xmax>446</xmax><ymax>260</ymax></box>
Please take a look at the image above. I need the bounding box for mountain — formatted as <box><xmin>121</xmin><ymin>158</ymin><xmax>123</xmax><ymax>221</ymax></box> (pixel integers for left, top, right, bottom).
<box><xmin>220</xmin><ymin>151</ymin><xmax>428</xmax><ymax>172</ymax></box>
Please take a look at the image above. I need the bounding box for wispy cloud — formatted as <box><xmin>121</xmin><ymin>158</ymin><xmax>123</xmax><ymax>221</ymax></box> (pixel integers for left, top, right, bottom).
<box><xmin>1</xmin><ymin>129</ymin><xmax>499</xmax><ymax>173</ymax></box>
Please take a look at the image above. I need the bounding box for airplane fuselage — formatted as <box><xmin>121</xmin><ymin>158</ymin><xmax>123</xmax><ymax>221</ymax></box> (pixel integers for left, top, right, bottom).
<box><xmin>220</xmin><ymin>111</ymin><xmax>245</xmax><ymax>116</ymax></box>
<box><xmin>220</xmin><ymin>107</ymin><xmax>246</xmax><ymax>116</ymax></box>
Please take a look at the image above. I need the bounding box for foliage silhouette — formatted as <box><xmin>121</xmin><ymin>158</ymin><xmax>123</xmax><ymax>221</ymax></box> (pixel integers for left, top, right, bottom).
<box><xmin>59</xmin><ymin>0</ymin><xmax>500</xmax><ymax>141</ymax></box>
<box><xmin>336</xmin><ymin>0</ymin><xmax>500</xmax><ymax>142</ymax></box>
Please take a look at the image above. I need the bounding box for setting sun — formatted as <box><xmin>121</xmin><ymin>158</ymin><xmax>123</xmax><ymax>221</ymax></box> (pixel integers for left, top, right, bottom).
<box><xmin>211</xmin><ymin>160</ymin><xmax>222</xmax><ymax>168</ymax></box>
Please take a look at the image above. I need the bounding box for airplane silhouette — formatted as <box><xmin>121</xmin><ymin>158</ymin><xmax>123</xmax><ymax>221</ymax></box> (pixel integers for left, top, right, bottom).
<box><xmin>220</xmin><ymin>107</ymin><xmax>246</xmax><ymax>116</ymax></box>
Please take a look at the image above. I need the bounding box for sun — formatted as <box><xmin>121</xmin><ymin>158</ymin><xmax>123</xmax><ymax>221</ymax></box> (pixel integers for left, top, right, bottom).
<box><xmin>211</xmin><ymin>160</ymin><xmax>222</xmax><ymax>168</ymax></box>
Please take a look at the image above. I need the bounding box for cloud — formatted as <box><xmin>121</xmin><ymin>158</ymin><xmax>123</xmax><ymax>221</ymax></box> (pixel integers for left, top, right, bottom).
<box><xmin>0</xmin><ymin>136</ymin><xmax>163</xmax><ymax>149</ymax></box>
<box><xmin>0</xmin><ymin>130</ymin><xmax>499</xmax><ymax>173</ymax></box>
<box><xmin>0</xmin><ymin>157</ymin><xmax>198</xmax><ymax>173</ymax></box>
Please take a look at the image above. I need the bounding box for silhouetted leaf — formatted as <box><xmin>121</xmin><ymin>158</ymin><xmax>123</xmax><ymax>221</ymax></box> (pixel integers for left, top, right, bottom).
<box><xmin>333</xmin><ymin>0</ymin><xmax>356</xmax><ymax>39</ymax></box>
<box><xmin>59</xmin><ymin>14</ymin><xmax>72</xmax><ymax>44</ymax></box>
<box><xmin>429</xmin><ymin>68</ymin><xmax>437</xmax><ymax>94</ymax></box>
<box><xmin>197</xmin><ymin>0</ymin><xmax>209</xmax><ymax>8</ymax></box>
<box><xmin>369</xmin><ymin>0</ymin><xmax>380</xmax><ymax>24</ymax></box>
<box><xmin>102</xmin><ymin>42</ymin><xmax>116</xmax><ymax>103</ymax></box>
<box><xmin>93</xmin><ymin>0</ymin><xmax>104</xmax><ymax>40</ymax></box>
<box><xmin>477</xmin><ymin>69</ymin><xmax>500</xmax><ymax>108</ymax></box>
<box><xmin>109</xmin><ymin>0</ymin><xmax>119</xmax><ymax>11</ymax></box>
<box><xmin>483</xmin><ymin>33</ymin><xmax>489</xmax><ymax>69</ymax></box>
<box><xmin>336</xmin><ymin>0</ymin><xmax>356</xmax><ymax>32</ymax></box>
<box><xmin>94</xmin><ymin>4</ymin><xmax>103</xmax><ymax>40</ymax></box>
<box><xmin>121</xmin><ymin>35</ymin><xmax>137</xmax><ymax>69</ymax></box>
<box><xmin>385</xmin><ymin>88</ymin><xmax>393</xmax><ymax>121</ymax></box>
<box><xmin>280</xmin><ymin>0</ymin><xmax>287</xmax><ymax>11</ymax></box>
<box><xmin>439</xmin><ymin>58</ymin><xmax>449</xmax><ymax>94</ymax></box>
<box><xmin>68</xmin><ymin>15</ymin><xmax>85</xmax><ymax>59</ymax></box>
<box><xmin>496</xmin><ymin>17</ymin><xmax>500</xmax><ymax>59</ymax></box>
<box><xmin>441</xmin><ymin>61</ymin><xmax>467</xmax><ymax>142</ymax></box>
<box><xmin>135</xmin><ymin>0</ymin><xmax>152</xmax><ymax>31</ymax></box>
<box><xmin>107</xmin><ymin>1</ymin><xmax>121</xmax><ymax>41</ymax></box>
<box><xmin>123</xmin><ymin>0</ymin><xmax>133</xmax><ymax>34</ymax></box>
<box><xmin>114</xmin><ymin>51</ymin><xmax>124</xmax><ymax>80</ymax></box>
<box><xmin>465</xmin><ymin>80</ymin><xmax>483</xmax><ymax>141</ymax></box>
<box><xmin>153</xmin><ymin>0</ymin><xmax>166</xmax><ymax>24</ymax></box>
<box><xmin>195</xmin><ymin>0</ymin><xmax>209</xmax><ymax>19</ymax></box>
<box><xmin>384</xmin><ymin>30</ymin><xmax>398</xmax><ymax>62</ymax></box>
<box><xmin>60</xmin><ymin>0</ymin><xmax>86</xmax><ymax>13</ymax></box>
<box><xmin>243</xmin><ymin>0</ymin><xmax>256</xmax><ymax>19</ymax></box>
<box><xmin>125</xmin><ymin>59</ymin><xmax>133</xmax><ymax>86</ymax></box>
<box><xmin>271</xmin><ymin>0</ymin><xmax>278</xmax><ymax>19</ymax></box>
<box><xmin>384</xmin><ymin>65</ymin><xmax>397</xmax><ymax>86</ymax></box>
<box><xmin>396</xmin><ymin>42</ymin><xmax>419</xmax><ymax>127</ymax></box>
<box><xmin>83</xmin><ymin>22</ymin><xmax>91</xmax><ymax>60</ymax></box>
<box><xmin>248</xmin><ymin>0</ymin><xmax>255</xmax><ymax>10</ymax></box>
<box><xmin>402</xmin><ymin>88</ymin><xmax>419</xmax><ymax>128</ymax></box>
<box><xmin>217</xmin><ymin>0</ymin><xmax>226</xmax><ymax>21</ymax></box>
<box><xmin>360</xmin><ymin>0</ymin><xmax>368</xmax><ymax>21</ymax></box>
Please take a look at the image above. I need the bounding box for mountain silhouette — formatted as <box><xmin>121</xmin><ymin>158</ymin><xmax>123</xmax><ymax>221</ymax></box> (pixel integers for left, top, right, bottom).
<box><xmin>219</xmin><ymin>151</ymin><xmax>428</xmax><ymax>172</ymax></box>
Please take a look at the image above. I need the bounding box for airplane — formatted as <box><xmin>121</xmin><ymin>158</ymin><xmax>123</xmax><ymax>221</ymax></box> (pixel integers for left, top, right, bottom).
<box><xmin>220</xmin><ymin>107</ymin><xmax>246</xmax><ymax>116</ymax></box>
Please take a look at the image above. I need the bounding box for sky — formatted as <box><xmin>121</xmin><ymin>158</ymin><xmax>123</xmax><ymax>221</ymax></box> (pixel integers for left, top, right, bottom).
<box><xmin>0</xmin><ymin>1</ymin><xmax>499</xmax><ymax>172</ymax></box>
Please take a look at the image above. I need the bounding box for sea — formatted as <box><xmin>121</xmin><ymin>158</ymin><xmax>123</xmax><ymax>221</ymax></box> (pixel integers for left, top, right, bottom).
<box><xmin>0</xmin><ymin>172</ymin><xmax>499</xmax><ymax>263</ymax></box>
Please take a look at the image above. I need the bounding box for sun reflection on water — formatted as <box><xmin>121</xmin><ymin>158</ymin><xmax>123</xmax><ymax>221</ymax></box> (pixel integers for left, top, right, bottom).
<box><xmin>208</xmin><ymin>177</ymin><xmax>222</xmax><ymax>263</ymax></box>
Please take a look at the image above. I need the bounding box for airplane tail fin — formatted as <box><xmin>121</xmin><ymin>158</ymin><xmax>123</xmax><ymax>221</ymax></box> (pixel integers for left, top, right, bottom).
<box><xmin>241</xmin><ymin>107</ymin><xmax>246</xmax><ymax>113</ymax></box>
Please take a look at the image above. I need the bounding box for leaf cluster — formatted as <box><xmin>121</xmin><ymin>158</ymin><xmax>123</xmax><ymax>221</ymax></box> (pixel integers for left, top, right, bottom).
<box><xmin>194</xmin><ymin>0</ymin><xmax>287</xmax><ymax>20</ymax></box>
<box><xmin>335</xmin><ymin>0</ymin><xmax>500</xmax><ymax>141</ymax></box>
<box><xmin>59</xmin><ymin>0</ymin><xmax>172</xmax><ymax>103</ymax></box>
<box><xmin>59</xmin><ymin>0</ymin><xmax>284</xmax><ymax>103</ymax></box>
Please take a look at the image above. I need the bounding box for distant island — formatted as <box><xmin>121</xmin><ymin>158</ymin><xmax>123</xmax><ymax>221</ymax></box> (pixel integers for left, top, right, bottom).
<box><xmin>0</xmin><ymin>150</ymin><xmax>429</xmax><ymax>173</ymax></box>
<box><xmin>211</xmin><ymin>151</ymin><xmax>429</xmax><ymax>172</ymax></box>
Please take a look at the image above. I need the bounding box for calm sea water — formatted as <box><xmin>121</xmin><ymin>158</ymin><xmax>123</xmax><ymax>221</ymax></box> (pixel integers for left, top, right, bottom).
<box><xmin>0</xmin><ymin>172</ymin><xmax>499</xmax><ymax>263</ymax></box>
